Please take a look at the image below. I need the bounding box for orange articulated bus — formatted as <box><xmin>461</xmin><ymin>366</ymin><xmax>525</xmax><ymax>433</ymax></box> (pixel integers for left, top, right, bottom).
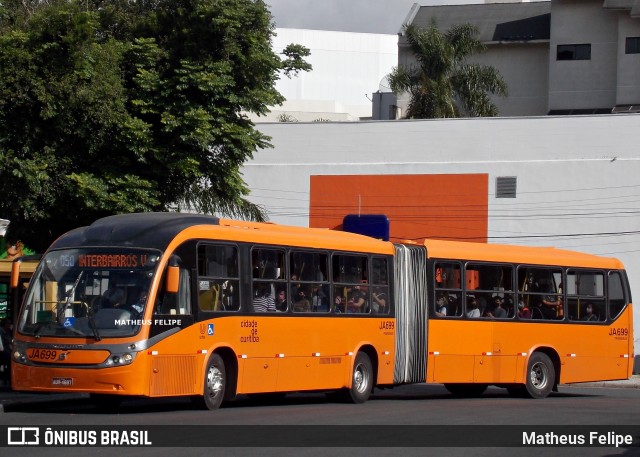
<box><xmin>10</xmin><ymin>213</ymin><xmax>633</xmax><ymax>409</ymax></box>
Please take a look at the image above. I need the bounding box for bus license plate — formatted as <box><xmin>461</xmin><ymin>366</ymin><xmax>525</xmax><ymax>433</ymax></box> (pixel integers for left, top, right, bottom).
<box><xmin>51</xmin><ymin>377</ymin><xmax>73</xmax><ymax>386</ymax></box>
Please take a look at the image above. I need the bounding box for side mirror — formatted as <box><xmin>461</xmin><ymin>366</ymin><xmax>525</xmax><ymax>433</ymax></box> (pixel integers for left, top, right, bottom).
<box><xmin>165</xmin><ymin>255</ymin><xmax>181</xmax><ymax>294</ymax></box>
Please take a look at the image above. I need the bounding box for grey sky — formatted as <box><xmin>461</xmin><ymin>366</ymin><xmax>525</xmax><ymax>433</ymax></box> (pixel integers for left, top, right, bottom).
<box><xmin>265</xmin><ymin>0</ymin><xmax>486</xmax><ymax>34</ymax></box>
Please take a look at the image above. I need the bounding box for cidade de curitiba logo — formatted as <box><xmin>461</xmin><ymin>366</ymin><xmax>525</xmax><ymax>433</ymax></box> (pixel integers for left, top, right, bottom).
<box><xmin>6</xmin><ymin>426</ymin><xmax>152</xmax><ymax>447</ymax></box>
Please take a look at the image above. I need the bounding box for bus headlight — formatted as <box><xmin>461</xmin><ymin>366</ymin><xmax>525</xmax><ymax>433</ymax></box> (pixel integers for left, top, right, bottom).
<box><xmin>108</xmin><ymin>352</ymin><xmax>135</xmax><ymax>366</ymax></box>
<box><xmin>12</xmin><ymin>350</ymin><xmax>26</xmax><ymax>363</ymax></box>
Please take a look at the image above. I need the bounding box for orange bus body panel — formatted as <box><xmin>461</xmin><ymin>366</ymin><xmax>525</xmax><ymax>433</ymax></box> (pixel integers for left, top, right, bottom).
<box><xmin>427</xmin><ymin>307</ymin><xmax>633</xmax><ymax>385</ymax></box>
<box><xmin>424</xmin><ymin>239</ymin><xmax>633</xmax><ymax>386</ymax></box>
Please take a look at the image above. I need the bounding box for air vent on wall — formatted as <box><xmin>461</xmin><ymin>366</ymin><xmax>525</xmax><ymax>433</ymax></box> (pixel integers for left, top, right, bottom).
<box><xmin>496</xmin><ymin>176</ymin><xmax>517</xmax><ymax>198</ymax></box>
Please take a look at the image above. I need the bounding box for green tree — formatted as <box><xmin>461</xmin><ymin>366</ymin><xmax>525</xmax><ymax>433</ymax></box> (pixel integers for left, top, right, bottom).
<box><xmin>0</xmin><ymin>0</ymin><xmax>310</xmax><ymax>251</ymax></box>
<box><xmin>388</xmin><ymin>22</ymin><xmax>507</xmax><ymax>119</ymax></box>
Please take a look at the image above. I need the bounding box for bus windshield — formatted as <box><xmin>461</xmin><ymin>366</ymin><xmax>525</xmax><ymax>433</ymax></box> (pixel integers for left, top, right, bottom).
<box><xmin>18</xmin><ymin>248</ymin><xmax>161</xmax><ymax>339</ymax></box>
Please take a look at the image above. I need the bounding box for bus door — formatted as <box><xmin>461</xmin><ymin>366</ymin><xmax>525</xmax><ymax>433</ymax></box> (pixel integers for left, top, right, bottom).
<box><xmin>149</xmin><ymin>261</ymin><xmax>197</xmax><ymax>397</ymax></box>
<box><xmin>429</xmin><ymin>319</ymin><xmax>492</xmax><ymax>384</ymax></box>
<box><xmin>468</xmin><ymin>264</ymin><xmax>519</xmax><ymax>384</ymax></box>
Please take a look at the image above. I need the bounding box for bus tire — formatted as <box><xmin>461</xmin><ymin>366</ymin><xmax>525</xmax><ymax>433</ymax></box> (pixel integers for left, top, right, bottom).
<box><xmin>444</xmin><ymin>383</ymin><xmax>488</xmax><ymax>397</ymax></box>
<box><xmin>201</xmin><ymin>353</ymin><xmax>226</xmax><ymax>410</ymax></box>
<box><xmin>525</xmin><ymin>352</ymin><xmax>555</xmax><ymax>399</ymax></box>
<box><xmin>345</xmin><ymin>352</ymin><xmax>373</xmax><ymax>404</ymax></box>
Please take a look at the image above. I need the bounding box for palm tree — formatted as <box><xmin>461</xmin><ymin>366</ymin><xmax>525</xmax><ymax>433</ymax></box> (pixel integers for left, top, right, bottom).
<box><xmin>388</xmin><ymin>21</ymin><xmax>508</xmax><ymax>119</ymax></box>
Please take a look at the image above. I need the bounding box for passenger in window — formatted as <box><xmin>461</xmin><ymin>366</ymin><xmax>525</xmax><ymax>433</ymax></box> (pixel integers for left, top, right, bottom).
<box><xmin>372</xmin><ymin>287</ymin><xmax>387</xmax><ymax>313</ymax></box>
<box><xmin>531</xmin><ymin>300</ymin><xmax>554</xmax><ymax>319</ymax></box>
<box><xmin>293</xmin><ymin>288</ymin><xmax>311</xmax><ymax>312</ymax></box>
<box><xmin>310</xmin><ymin>284</ymin><xmax>329</xmax><ymax>312</ymax></box>
<box><xmin>290</xmin><ymin>273</ymin><xmax>301</xmax><ymax>300</ymax></box>
<box><xmin>347</xmin><ymin>285</ymin><xmax>366</xmax><ymax>313</ymax></box>
<box><xmin>466</xmin><ymin>297</ymin><xmax>480</xmax><ymax>318</ymax></box>
<box><xmin>253</xmin><ymin>285</ymin><xmax>276</xmax><ymax>312</ymax></box>
<box><xmin>581</xmin><ymin>303</ymin><xmax>598</xmax><ymax>322</ymax></box>
<box><xmin>517</xmin><ymin>299</ymin><xmax>531</xmax><ymax>319</ymax></box>
<box><xmin>334</xmin><ymin>294</ymin><xmax>344</xmax><ymax>313</ymax></box>
<box><xmin>129</xmin><ymin>288</ymin><xmax>148</xmax><ymax>314</ymax></box>
<box><xmin>275</xmin><ymin>288</ymin><xmax>288</xmax><ymax>312</ymax></box>
<box><xmin>221</xmin><ymin>280</ymin><xmax>237</xmax><ymax>311</ymax></box>
<box><xmin>487</xmin><ymin>295</ymin><xmax>507</xmax><ymax>318</ymax></box>
<box><xmin>102</xmin><ymin>281</ymin><xmax>125</xmax><ymax>308</ymax></box>
<box><xmin>504</xmin><ymin>297</ymin><xmax>515</xmax><ymax>317</ymax></box>
<box><xmin>541</xmin><ymin>295</ymin><xmax>562</xmax><ymax>318</ymax></box>
<box><xmin>533</xmin><ymin>278</ymin><xmax>562</xmax><ymax>318</ymax></box>
<box><xmin>435</xmin><ymin>293</ymin><xmax>448</xmax><ymax>317</ymax></box>
<box><xmin>447</xmin><ymin>294</ymin><xmax>461</xmax><ymax>316</ymax></box>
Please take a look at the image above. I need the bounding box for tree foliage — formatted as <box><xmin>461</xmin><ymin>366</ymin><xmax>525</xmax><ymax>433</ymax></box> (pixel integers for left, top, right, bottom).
<box><xmin>388</xmin><ymin>22</ymin><xmax>507</xmax><ymax>119</ymax></box>
<box><xmin>0</xmin><ymin>0</ymin><xmax>310</xmax><ymax>251</ymax></box>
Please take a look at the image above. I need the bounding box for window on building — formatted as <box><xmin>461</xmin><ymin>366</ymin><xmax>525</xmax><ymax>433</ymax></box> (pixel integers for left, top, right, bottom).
<box><xmin>557</xmin><ymin>44</ymin><xmax>591</xmax><ymax>60</ymax></box>
<box><xmin>625</xmin><ymin>37</ymin><xmax>640</xmax><ymax>54</ymax></box>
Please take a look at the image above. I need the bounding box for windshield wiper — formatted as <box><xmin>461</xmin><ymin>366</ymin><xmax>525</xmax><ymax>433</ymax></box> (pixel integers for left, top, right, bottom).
<box><xmin>87</xmin><ymin>308</ymin><xmax>102</xmax><ymax>341</ymax></box>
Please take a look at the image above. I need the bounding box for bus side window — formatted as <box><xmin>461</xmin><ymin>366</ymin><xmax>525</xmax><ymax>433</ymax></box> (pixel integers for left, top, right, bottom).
<box><xmin>567</xmin><ymin>269</ymin><xmax>604</xmax><ymax>322</ymax></box>
<box><xmin>608</xmin><ymin>271</ymin><xmax>626</xmax><ymax>320</ymax></box>
<box><xmin>371</xmin><ymin>257</ymin><xmax>390</xmax><ymax>314</ymax></box>
<box><xmin>518</xmin><ymin>267</ymin><xmax>563</xmax><ymax>320</ymax></box>
<box><xmin>332</xmin><ymin>254</ymin><xmax>369</xmax><ymax>314</ymax></box>
<box><xmin>434</xmin><ymin>261</ymin><xmax>462</xmax><ymax>317</ymax></box>
<box><xmin>198</xmin><ymin>244</ymin><xmax>240</xmax><ymax>312</ymax></box>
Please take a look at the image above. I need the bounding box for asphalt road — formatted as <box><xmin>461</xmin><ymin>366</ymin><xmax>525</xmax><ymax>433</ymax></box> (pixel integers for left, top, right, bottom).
<box><xmin>0</xmin><ymin>383</ymin><xmax>639</xmax><ymax>457</ymax></box>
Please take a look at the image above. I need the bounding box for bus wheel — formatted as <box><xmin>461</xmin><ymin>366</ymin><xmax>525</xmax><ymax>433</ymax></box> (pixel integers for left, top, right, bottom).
<box><xmin>444</xmin><ymin>383</ymin><xmax>488</xmax><ymax>397</ymax></box>
<box><xmin>202</xmin><ymin>353</ymin><xmax>226</xmax><ymax>410</ymax></box>
<box><xmin>345</xmin><ymin>352</ymin><xmax>373</xmax><ymax>404</ymax></box>
<box><xmin>525</xmin><ymin>352</ymin><xmax>555</xmax><ymax>399</ymax></box>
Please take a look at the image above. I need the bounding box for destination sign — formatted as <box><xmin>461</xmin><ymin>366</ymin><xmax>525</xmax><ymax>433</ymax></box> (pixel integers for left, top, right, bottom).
<box><xmin>56</xmin><ymin>253</ymin><xmax>156</xmax><ymax>269</ymax></box>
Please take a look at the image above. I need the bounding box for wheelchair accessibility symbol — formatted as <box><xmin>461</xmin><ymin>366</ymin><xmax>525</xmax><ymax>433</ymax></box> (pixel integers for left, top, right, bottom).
<box><xmin>207</xmin><ymin>324</ymin><xmax>214</xmax><ymax>336</ymax></box>
<box><xmin>63</xmin><ymin>317</ymin><xmax>75</xmax><ymax>328</ymax></box>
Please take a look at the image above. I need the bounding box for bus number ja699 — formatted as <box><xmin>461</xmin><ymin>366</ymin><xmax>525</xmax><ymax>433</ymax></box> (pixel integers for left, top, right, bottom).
<box><xmin>28</xmin><ymin>349</ymin><xmax>58</xmax><ymax>361</ymax></box>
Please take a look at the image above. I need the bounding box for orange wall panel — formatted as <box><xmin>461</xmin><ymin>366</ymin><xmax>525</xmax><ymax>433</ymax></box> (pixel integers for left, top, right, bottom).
<box><xmin>310</xmin><ymin>174</ymin><xmax>488</xmax><ymax>243</ymax></box>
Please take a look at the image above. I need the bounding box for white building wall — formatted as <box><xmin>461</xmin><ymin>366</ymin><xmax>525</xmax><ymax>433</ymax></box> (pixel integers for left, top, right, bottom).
<box><xmin>549</xmin><ymin>0</ymin><xmax>619</xmax><ymax>110</ymax></box>
<box><xmin>244</xmin><ymin>115</ymin><xmax>640</xmax><ymax>352</ymax></box>
<box><xmin>252</xmin><ymin>28</ymin><xmax>398</xmax><ymax>121</ymax></box>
